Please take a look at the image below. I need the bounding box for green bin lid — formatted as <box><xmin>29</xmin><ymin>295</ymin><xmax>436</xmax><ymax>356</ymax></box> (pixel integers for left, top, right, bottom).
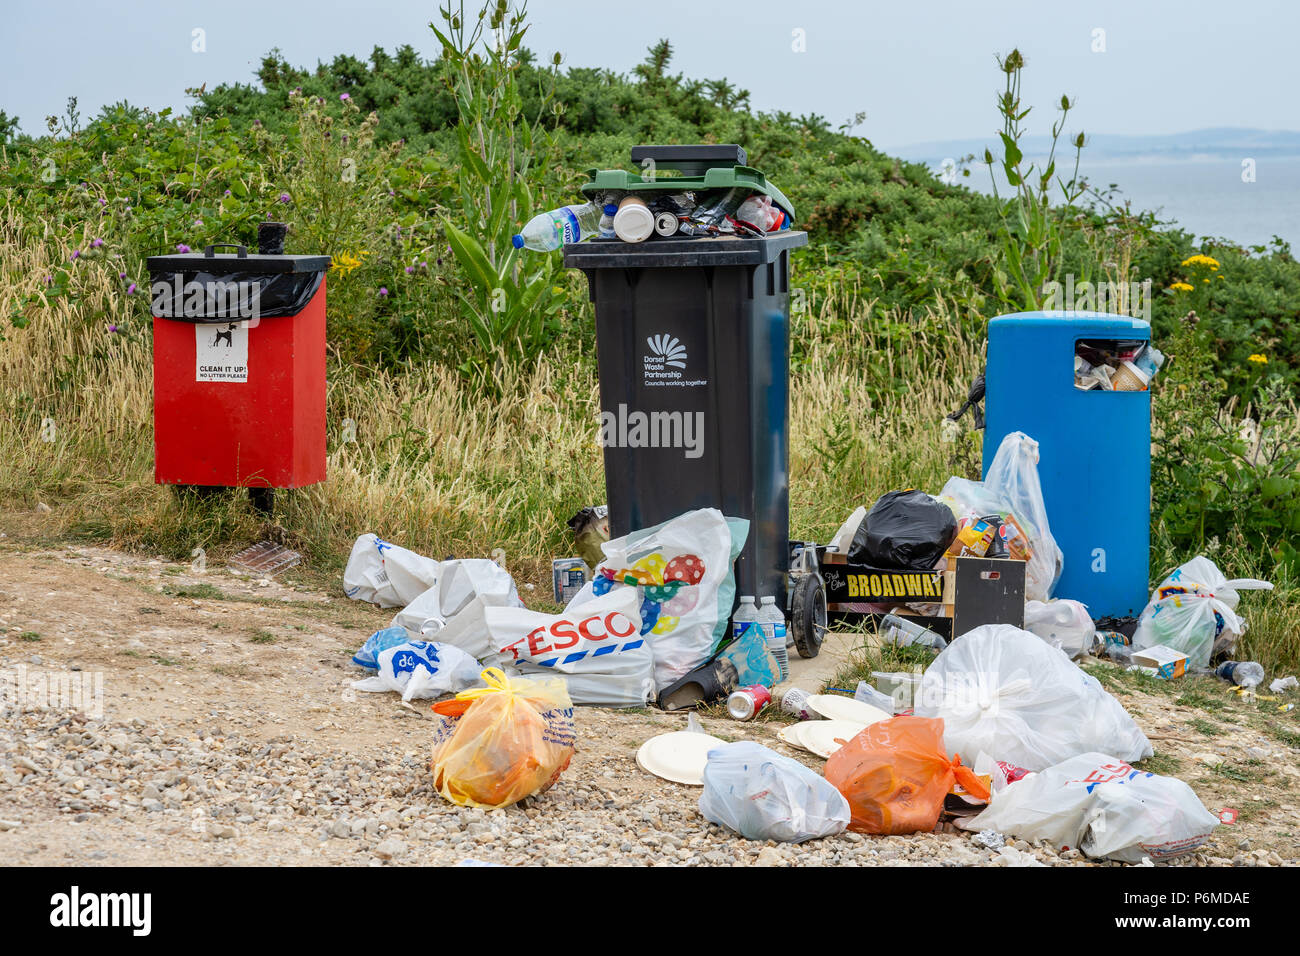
<box><xmin>579</xmin><ymin>144</ymin><xmax>795</xmax><ymax>222</ymax></box>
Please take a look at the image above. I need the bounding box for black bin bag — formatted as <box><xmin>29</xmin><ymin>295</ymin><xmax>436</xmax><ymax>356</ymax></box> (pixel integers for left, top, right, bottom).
<box><xmin>849</xmin><ymin>489</ymin><xmax>958</xmax><ymax>570</ymax></box>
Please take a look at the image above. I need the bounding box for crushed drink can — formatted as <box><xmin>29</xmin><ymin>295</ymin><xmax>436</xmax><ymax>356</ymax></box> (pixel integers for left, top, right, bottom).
<box><xmin>726</xmin><ymin>685</ymin><xmax>771</xmax><ymax>721</ymax></box>
<box><xmin>552</xmin><ymin>558</ymin><xmax>590</xmax><ymax>605</ymax></box>
<box><xmin>780</xmin><ymin>687</ymin><xmax>815</xmax><ymax>719</ymax></box>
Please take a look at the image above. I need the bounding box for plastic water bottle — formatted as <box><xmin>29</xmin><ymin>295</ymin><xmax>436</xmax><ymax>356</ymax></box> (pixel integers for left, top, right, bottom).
<box><xmin>880</xmin><ymin>613</ymin><xmax>948</xmax><ymax>651</ymax></box>
<box><xmin>731</xmin><ymin>595</ymin><xmax>758</xmax><ymax>643</ymax></box>
<box><xmin>759</xmin><ymin>596</ymin><xmax>789</xmax><ymax>681</ymax></box>
<box><xmin>1216</xmin><ymin>661</ymin><xmax>1265</xmax><ymax>688</ymax></box>
<box><xmin>511</xmin><ymin>200</ymin><xmax>603</xmax><ymax>252</ymax></box>
<box><xmin>598</xmin><ymin>203</ymin><xmax>618</xmax><ymax>239</ymax></box>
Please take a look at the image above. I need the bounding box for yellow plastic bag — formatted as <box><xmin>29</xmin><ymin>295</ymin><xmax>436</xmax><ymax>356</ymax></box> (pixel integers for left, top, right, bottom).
<box><xmin>430</xmin><ymin>668</ymin><xmax>575</xmax><ymax>809</ymax></box>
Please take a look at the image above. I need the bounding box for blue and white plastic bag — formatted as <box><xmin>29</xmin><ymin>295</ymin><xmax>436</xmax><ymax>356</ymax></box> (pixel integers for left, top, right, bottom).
<box><xmin>350</xmin><ymin>641</ymin><xmax>482</xmax><ymax>702</ymax></box>
<box><xmin>352</xmin><ymin>626</ymin><xmax>414</xmax><ymax>670</ymax></box>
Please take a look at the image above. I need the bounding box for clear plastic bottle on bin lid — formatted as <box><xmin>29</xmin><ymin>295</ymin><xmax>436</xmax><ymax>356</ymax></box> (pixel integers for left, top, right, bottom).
<box><xmin>1216</xmin><ymin>661</ymin><xmax>1265</xmax><ymax>688</ymax></box>
<box><xmin>879</xmin><ymin>613</ymin><xmax>948</xmax><ymax>651</ymax></box>
<box><xmin>759</xmin><ymin>596</ymin><xmax>789</xmax><ymax>681</ymax></box>
<box><xmin>512</xmin><ymin>200</ymin><xmax>603</xmax><ymax>252</ymax></box>
<box><xmin>598</xmin><ymin>203</ymin><xmax>618</xmax><ymax>239</ymax></box>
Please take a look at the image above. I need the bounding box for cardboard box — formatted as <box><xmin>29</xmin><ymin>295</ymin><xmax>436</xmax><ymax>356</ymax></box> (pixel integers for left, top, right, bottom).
<box><xmin>1131</xmin><ymin>645</ymin><xmax>1188</xmax><ymax>680</ymax></box>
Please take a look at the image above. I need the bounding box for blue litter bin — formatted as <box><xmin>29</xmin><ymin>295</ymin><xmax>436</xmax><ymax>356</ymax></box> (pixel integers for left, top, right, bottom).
<box><xmin>983</xmin><ymin>312</ymin><xmax>1152</xmax><ymax>618</ymax></box>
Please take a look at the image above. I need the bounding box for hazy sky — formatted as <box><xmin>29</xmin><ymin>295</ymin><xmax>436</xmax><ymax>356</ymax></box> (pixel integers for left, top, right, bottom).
<box><xmin>3</xmin><ymin>0</ymin><xmax>1297</xmax><ymax>148</ymax></box>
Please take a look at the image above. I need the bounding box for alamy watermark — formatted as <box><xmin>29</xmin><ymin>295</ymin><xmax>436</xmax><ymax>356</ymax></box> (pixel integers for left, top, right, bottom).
<box><xmin>1042</xmin><ymin>275</ymin><xmax>1152</xmax><ymax>320</ymax></box>
<box><xmin>598</xmin><ymin>404</ymin><xmax>705</xmax><ymax>460</ymax></box>
<box><xmin>1</xmin><ymin>665</ymin><xmax>104</xmax><ymax>719</ymax></box>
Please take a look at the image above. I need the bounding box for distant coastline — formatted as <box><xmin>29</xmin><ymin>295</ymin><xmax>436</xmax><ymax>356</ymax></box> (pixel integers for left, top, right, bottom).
<box><xmin>890</xmin><ymin>128</ymin><xmax>1300</xmax><ymax>250</ymax></box>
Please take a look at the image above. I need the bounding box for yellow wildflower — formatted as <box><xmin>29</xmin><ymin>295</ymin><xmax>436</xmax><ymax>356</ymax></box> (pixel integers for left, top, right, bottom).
<box><xmin>331</xmin><ymin>250</ymin><xmax>369</xmax><ymax>276</ymax></box>
<box><xmin>1248</xmin><ymin>354</ymin><xmax>1267</xmax><ymax>364</ymax></box>
<box><xmin>1169</xmin><ymin>282</ymin><xmax>1194</xmax><ymax>292</ymax></box>
<box><xmin>1180</xmin><ymin>254</ymin><xmax>1220</xmax><ymax>270</ymax></box>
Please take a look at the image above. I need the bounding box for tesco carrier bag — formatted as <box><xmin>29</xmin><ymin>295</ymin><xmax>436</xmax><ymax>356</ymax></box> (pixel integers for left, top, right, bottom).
<box><xmin>567</xmin><ymin>508</ymin><xmax>747</xmax><ymax>693</ymax></box>
<box><xmin>484</xmin><ymin>588</ymin><xmax>653</xmax><ymax>707</ymax></box>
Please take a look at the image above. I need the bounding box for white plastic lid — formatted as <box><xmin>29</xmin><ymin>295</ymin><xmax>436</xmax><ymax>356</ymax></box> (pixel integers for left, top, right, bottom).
<box><xmin>760</xmin><ymin>596</ymin><xmax>777</xmax><ymax>605</ymax></box>
<box><xmin>613</xmin><ymin>202</ymin><xmax>655</xmax><ymax>242</ymax></box>
<box><xmin>739</xmin><ymin>595</ymin><xmax>755</xmax><ymax>603</ymax></box>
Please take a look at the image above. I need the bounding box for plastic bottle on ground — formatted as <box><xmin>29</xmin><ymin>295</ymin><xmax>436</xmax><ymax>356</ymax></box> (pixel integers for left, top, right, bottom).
<box><xmin>879</xmin><ymin>613</ymin><xmax>948</xmax><ymax>651</ymax></box>
<box><xmin>731</xmin><ymin>595</ymin><xmax>758</xmax><ymax>644</ymax></box>
<box><xmin>759</xmin><ymin>596</ymin><xmax>789</xmax><ymax>681</ymax></box>
<box><xmin>1216</xmin><ymin>661</ymin><xmax>1265</xmax><ymax>688</ymax></box>
<box><xmin>512</xmin><ymin>200</ymin><xmax>603</xmax><ymax>252</ymax></box>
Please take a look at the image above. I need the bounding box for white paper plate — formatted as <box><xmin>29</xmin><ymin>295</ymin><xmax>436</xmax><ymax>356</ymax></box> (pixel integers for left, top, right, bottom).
<box><xmin>636</xmin><ymin>731</ymin><xmax>726</xmax><ymax>786</ymax></box>
<box><xmin>776</xmin><ymin>723</ymin><xmax>807</xmax><ymax>748</ymax></box>
<box><xmin>797</xmin><ymin>719</ymin><xmax>871</xmax><ymax>759</ymax></box>
<box><xmin>805</xmin><ymin>694</ymin><xmax>892</xmax><ymax>726</ymax></box>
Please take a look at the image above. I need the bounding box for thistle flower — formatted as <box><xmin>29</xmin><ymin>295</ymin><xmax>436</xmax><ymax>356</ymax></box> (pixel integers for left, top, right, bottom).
<box><xmin>378</xmin><ymin>287</ymin><xmax>388</xmax><ymax>297</ymax></box>
<box><xmin>126</xmin><ymin>283</ymin><xmax>136</xmax><ymax>295</ymax></box>
<box><xmin>279</xmin><ymin>193</ymin><xmax>291</xmax><ymax>203</ymax></box>
<box><xmin>340</xmin><ymin>93</ymin><xmax>350</xmax><ymax>102</ymax></box>
<box><xmin>176</xmin><ymin>243</ymin><xmax>191</xmax><ymax>253</ymax></box>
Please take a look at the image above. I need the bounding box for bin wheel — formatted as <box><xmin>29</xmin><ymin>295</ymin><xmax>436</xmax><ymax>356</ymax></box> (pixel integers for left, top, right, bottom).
<box><xmin>791</xmin><ymin>573</ymin><xmax>827</xmax><ymax>659</ymax></box>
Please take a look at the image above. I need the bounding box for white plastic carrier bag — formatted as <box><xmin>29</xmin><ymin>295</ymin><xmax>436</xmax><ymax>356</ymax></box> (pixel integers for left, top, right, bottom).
<box><xmin>963</xmin><ymin>752</ymin><xmax>1219</xmax><ymax>863</ymax></box>
<box><xmin>343</xmin><ymin>534</ymin><xmax>442</xmax><ymax>608</ymax></box>
<box><xmin>1024</xmin><ymin>599</ymin><xmax>1096</xmax><ymax>659</ymax></box>
<box><xmin>939</xmin><ymin>432</ymin><xmax>1063</xmax><ymax>602</ymax></box>
<box><xmin>350</xmin><ymin>641</ymin><xmax>482</xmax><ymax>702</ymax></box>
<box><xmin>391</xmin><ymin>558</ymin><xmax>523</xmax><ymax>644</ymax></box>
<box><xmin>915</xmin><ymin>624</ymin><xmax>1152</xmax><ymax>771</ymax></box>
<box><xmin>1131</xmin><ymin>556</ymin><xmax>1272</xmax><ymax>670</ymax></box>
<box><xmin>699</xmin><ymin>741</ymin><xmax>850</xmax><ymax>843</ymax></box>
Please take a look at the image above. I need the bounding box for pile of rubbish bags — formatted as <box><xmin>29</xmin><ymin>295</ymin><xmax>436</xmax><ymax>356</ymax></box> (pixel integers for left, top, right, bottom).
<box><xmin>344</xmin><ymin>509</ymin><xmax>749</xmax><ymax>710</ymax></box>
<box><xmin>833</xmin><ymin>431</ymin><xmax>1063</xmax><ymax>604</ymax></box>
<box><xmin>693</xmin><ymin>622</ymin><xmax>1223</xmax><ymax>863</ymax></box>
<box><xmin>342</xmin><ymin>509</ymin><xmax>758</xmax><ymax>805</ymax></box>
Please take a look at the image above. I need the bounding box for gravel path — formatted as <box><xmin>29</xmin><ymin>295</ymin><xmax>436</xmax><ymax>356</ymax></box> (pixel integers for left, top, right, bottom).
<box><xmin>0</xmin><ymin>541</ymin><xmax>1295</xmax><ymax>866</ymax></box>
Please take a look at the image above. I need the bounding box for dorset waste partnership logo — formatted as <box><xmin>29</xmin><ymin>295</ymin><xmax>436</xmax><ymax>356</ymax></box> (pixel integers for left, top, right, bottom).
<box><xmin>646</xmin><ymin>334</ymin><xmax>687</xmax><ymax>369</ymax></box>
<box><xmin>641</xmin><ymin>331</ymin><xmax>706</xmax><ymax>390</ymax></box>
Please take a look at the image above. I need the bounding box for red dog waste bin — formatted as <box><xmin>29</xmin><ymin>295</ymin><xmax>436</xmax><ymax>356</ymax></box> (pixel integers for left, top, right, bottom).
<box><xmin>148</xmin><ymin>234</ymin><xmax>330</xmax><ymax>491</ymax></box>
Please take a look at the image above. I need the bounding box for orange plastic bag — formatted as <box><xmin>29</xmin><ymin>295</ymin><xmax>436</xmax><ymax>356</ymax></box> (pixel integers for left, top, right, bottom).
<box><xmin>824</xmin><ymin>716</ymin><xmax>990</xmax><ymax>835</ymax></box>
<box><xmin>430</xmin><ymin>668</ymin><xmax>575</xmax><ymax>809</ymax></box>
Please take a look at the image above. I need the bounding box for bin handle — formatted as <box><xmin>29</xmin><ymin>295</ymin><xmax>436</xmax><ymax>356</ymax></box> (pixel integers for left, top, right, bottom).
<box><xmin>204</xmin><ymin>243</ymin><xmax>248</xmax><ymax>258</ymax></box>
